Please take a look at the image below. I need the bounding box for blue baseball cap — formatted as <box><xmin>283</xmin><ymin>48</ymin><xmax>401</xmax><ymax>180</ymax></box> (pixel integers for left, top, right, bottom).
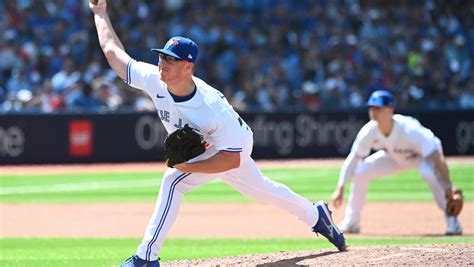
<box><xmin>367</xmin><ymin>90</ymin><xmax>395</xmax><ymax>107</ymax></box>
<box><xmin>151</xmin><ymin>36</ymin><xmax>198</xmax><ymax>63</ymax></box>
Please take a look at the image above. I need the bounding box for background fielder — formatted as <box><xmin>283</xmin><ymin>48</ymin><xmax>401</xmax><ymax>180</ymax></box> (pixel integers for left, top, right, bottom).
<box><xmin>331</xmin><ymin>90</ymin><xmax>463</xmax><ymax>235</ymax></box>
<box><xmin>89</xmin><ymin>0</ymin><xmax>345</xmax><ymax>266</ymax></box>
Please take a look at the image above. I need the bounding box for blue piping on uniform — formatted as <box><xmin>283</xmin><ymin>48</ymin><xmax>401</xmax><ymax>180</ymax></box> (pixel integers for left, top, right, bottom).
<box><xmin>145</xmin><ymin>172</ymin><xmax>191</xmax><ymax>260</ymax></box>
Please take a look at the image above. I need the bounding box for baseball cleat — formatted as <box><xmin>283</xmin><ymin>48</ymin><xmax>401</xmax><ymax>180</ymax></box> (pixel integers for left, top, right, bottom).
<box><xmin>445</xmin><ymin>216</ymin><xmax>463</xmax><ymax>236</ymax></box>
<box><xmin>337</xmin><ymin>219</ymin><xmax>361</xmax><ymax>234</ymax></box>
<box><xmin>120</xmin><ymin>255</ymin><xmax>160</xmax><ymax>267</ymax></box>
<box><xmin>312</xmin><ymin>201</ymin><xmax>346</xmax><ymax>252</ymax></box>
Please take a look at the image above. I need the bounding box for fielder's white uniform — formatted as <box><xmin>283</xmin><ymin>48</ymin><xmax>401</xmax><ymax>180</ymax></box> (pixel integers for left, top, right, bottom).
<box><xmin>125</xmin><ymin>59</ymin><xmax>319</xmax><ymax>261</ymax></box>
<box><xmin>337</xmin><ymin>114</ymin><xmax>448</xmax><ymax>225</ymax></box>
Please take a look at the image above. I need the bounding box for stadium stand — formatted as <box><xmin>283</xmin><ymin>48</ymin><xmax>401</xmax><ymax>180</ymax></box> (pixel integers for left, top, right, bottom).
<box><xmin>0</xmin><ymin>0</ymin><xmax>473</xmax><ymax>113</ymax></box>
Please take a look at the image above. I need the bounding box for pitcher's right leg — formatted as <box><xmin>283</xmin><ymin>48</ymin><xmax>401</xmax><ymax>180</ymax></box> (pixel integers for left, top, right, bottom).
<box><xmin>222</xmin><ymin>157</ymin><xmax>319</xmax><ymax>228</ymax></box>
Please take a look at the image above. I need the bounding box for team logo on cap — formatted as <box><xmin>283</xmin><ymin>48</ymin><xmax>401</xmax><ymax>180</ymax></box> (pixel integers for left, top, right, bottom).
<box><xmin>170</xmin><ymin>39</ymin><xmax>180</xmax><ymax>46</ymax></box>
<box><xmin>165</xmin><ymin>38</ymin><xmax>180</xmax><ymax>49</ymax></box>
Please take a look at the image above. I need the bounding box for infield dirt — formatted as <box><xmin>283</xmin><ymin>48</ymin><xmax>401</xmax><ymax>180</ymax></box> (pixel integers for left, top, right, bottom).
<box><xmin>162</xmin><ymin>244</ymin><xmax>473</xmax><ymax>266</ymax></box>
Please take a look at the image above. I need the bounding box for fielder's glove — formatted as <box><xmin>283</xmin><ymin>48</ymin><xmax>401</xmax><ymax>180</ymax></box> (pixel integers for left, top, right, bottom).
<box><xmin>164</xmin><ymin>124</ymin><xmax>206</xmax><ymax>168</ymax></box>
<box><xmin>445</xmin><ymin>188</ymin><xmax>464</xmax><ymax>217</ymax></box>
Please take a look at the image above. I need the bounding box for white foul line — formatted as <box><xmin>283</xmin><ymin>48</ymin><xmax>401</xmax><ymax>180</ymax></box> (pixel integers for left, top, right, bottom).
<box><xmin>0</xmin><ymin>172</ymin><xmax>324</xmax><ymax>195</ymax></box>
<box><xmin>0</xmin><ymin>179</ymin><xmax>161</xmax><ymax>195</ymax></box>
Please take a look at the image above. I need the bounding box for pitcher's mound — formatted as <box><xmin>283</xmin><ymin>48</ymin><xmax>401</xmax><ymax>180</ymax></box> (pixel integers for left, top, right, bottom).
<box><xmin>163</xmin><ymin>244</ymin><xmax>473</xmax><ymax>266</ymax></box>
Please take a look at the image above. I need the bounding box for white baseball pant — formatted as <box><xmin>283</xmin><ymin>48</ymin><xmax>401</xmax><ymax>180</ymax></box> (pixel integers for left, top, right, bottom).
<box><xmin>135</xmin><ymin>135</ymin><xmax>319</xmax><ymax>261</ymax></box>
<box><xmin>343</xmin><ymin>150</ymin><xmax>447</xmax><ymax>225</ymax></box>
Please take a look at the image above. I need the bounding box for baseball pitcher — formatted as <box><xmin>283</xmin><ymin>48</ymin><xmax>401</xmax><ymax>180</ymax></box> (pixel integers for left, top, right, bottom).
<box><xmin>89</xmin><ymin>0</ymin><xmax>346</xmax><ymax>266</ymax></box>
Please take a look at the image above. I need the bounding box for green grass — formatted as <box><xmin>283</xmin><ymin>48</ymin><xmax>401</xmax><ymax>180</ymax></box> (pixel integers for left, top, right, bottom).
<box><xmin>1</xmin><ymin>237</ymin><xmax>473</xmax><ymax>267</ymax></box>
<box><xmin>1</xmin><ymin>164</ymin><xmax>473</xmax><ymax>203</ymax></box>
<box><xmin>1</xmin><ymin>163</ymin><xmax>473</xmax><ymax>266</ymax></box>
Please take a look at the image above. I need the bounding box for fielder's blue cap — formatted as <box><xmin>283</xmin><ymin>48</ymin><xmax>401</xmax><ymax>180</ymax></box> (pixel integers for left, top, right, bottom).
<box><xmin>151</xmin><ymin>36</ymin><xmax>198</xmax><ymax>63</ymax></box>
<box><xmin>367</xmin><ymin>90</ymin><xmax>395</xmax><ymax>107</ymax></box>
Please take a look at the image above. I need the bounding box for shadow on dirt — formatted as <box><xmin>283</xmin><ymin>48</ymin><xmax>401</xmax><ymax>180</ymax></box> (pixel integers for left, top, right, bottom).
<box><xmin>256</xmin><ymin>250</ymin><xmax>341</xmax><ymax>266</ymax></box>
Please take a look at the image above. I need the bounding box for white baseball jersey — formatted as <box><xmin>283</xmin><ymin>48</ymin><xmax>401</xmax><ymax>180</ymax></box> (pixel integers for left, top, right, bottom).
<box><xmin>125</xmin><ymin>59</ymin><xmax>251</xmax><ymax>160</ymax></box>
<box><xmin>338</xmin><ymin>114</ymin><xmax>441</xmax><ymax>187</ymax></box>
<box><xmin>124</xmin><ymin>59</ymin><xmax>319</xmax><ymax>261</ymax></box>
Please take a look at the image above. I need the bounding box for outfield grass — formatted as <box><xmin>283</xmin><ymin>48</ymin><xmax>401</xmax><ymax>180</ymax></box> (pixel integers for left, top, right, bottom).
<box><xmin>1</xmin><ymin>237</ymin><xmax>473</xmax><ymax>267</ymax></box>
<box><xmin>0</xmin><ymin>164</ymin><xmax>472</xmax><ymax>203</ymax></box>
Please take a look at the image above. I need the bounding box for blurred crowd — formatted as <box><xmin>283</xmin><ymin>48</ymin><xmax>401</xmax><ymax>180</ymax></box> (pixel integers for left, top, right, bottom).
<box><xmin>1</xmin><ymin>0</ymin><xmax>473</xmax><ymax>113</ymax></box>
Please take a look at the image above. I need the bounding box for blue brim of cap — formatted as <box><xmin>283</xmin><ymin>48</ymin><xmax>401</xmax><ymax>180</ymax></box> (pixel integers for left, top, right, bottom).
<box><xmin>151</xmin><ymin>48</ymin><xmax>182</xmax><ymax>60</ymax></box>
<box><xmin>367</xmin><ymin>103</ymin><xmax>387</xmax><ymax>107</ymax></box>
<box><xmin>367</xmin><ymin>100</ymin><xmax>393</xmax><ymax>107</ymax></box>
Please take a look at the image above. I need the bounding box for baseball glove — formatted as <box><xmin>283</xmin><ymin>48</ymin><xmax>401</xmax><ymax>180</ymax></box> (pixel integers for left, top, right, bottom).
<box><xmin>164</xmin><ymin>124</ymin><xmax>206</xmax><ymax>168</ymax></box>
<box><xmin>446</xmin><ymin>188</ymin><xmax>464</xmax><ymax>217</ymax></box>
